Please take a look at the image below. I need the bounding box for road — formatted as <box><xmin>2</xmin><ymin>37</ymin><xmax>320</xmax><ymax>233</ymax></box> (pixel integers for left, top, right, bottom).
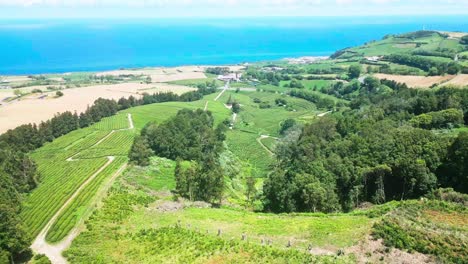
<box><xmin>214</xmin><ymin>81</ymin><xmax>230</xmax><ymax>101</ymax></box>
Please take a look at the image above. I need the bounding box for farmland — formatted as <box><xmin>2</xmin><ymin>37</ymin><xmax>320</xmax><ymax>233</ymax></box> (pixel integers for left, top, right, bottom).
<box><xmin>2</xmin><ymin>30</ymin><xmax>467</xmax><ymax>264</ymax></box>
<box><xmin>22</xmin><ymin>113</ymin><xmax>136</xmax><ymax>243</ymax></box>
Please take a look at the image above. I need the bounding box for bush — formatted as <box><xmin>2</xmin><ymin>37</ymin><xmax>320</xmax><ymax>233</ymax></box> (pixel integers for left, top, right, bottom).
<box><xmin>55</xmin><ymin>91</ymin><xmax>64</xmax><ymax>97</ymax></box>
<box><xmin>259</xmin><ymin>102</ymin><xmax>271</xmax><ymax>109</ymax></box>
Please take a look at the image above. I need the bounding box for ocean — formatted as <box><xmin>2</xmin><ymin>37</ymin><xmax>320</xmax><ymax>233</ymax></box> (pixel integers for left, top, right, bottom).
<box><xmin>0</xmin><ymin>16</ymin><xmax>467</xmax><ymax>75</ymax></box>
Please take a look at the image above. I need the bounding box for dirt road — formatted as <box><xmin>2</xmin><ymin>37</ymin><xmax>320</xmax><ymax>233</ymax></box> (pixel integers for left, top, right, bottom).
<box><xmin>31</xmin><ymin>114</ymin><xmax>134</xmax><ymax>263</ymax></box>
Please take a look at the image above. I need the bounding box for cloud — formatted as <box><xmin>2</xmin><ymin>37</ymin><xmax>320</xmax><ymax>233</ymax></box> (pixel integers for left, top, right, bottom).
<box><xmin>0</xmin><ymin>0</ymin><xmax>467</xmax><ymax>17</ymax></box>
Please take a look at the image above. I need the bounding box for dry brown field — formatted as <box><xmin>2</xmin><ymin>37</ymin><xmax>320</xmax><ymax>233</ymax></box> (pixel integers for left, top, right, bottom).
<box><xmin>0</xmin><ymin>82</ymin><xmax>195</xmax><ymax>134</ymax></box>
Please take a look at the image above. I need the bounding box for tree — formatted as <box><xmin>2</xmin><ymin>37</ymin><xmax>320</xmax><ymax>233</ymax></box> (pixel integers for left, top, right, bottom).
<box><xmin>437</xmin><ymin>132</ymin><xmax>468</xmax><ymax>193</ymax></box>
<box><xmin>0</xmin><ymin>170</ymin><xmax>31</xmax><ymax>262</ymax></box>
<box><xmin>129</xmin><ymin>136</ymin><xmax>153</xmax><ymax>166</ymax></box>
<box><xmin>461</xmin><ymin>35</ymin><xmax>468</xmax><ymax>45</ymax></box>
<box><xmin>428</xmin><ymin>67</ymin><xmax>439</xmax><ymax>76</ymax></box>
<box><xmin>56</xmin><ymin>91</ymin><xmax>64</xmax><ymax>97</ymax></box>
<box><xmin>363</xmin><ymin>165</ymin><xmax>391</xmax><ymax>204</ymax></box>
<box><xmin>232</xmin><ymin>103</ymin><xmax>241</xmax><ymax>114</ymax></box>
<box><xmin>348</xmin><ymin>65</ymin><xmax>362</xmax><ymax>79</ymax></box>
<box><xmin>246</xmin><ymin>177</ymin><xmax>256</xmax><ymax>206</ymax></box>
<box><xmin>362</xmin><ymin>76</ymin><xmax>381</xmax><ymax>92</ymax></box>
<box><xmin>145</xmin><ymin>76</ymin><xmax>152</xmax><ymax>84</ymax></box>
<box><xmin>279</xmin><ymin>119</ymin><xmax>297</xmax><ymax>135</ymax></box>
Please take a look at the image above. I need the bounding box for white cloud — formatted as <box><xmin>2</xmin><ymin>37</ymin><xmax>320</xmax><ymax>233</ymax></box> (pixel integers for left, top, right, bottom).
<box><xmin>0</xmin><ymin>0</ymin><xmax>467</xmax><ymax>17</ymax></box>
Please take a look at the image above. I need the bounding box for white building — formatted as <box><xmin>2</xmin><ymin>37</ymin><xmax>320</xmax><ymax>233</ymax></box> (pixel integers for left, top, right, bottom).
<box><xmin>217</xmin><ymin>73</ymin><xmax>242</xmax><ymax>82</ymax></box>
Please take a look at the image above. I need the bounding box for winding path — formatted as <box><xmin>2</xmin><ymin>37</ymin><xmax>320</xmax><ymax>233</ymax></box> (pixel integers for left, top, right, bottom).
<box><xmin>257</xmin><ymin>135</ymin><xmax>277</xmax><ymax>156</ymax></box>
<box><xmin>31</xmin><ymin>113</ymin><xmax>134</xmax><ymax>264</ymax></box>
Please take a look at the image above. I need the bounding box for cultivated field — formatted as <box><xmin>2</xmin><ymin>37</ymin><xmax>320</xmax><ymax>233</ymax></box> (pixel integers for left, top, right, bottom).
<box><xmin>443</xmin><ymin>74</ymin><xmax>468</xmax><ymax>87</ymax></box>
<box><xmin>374</xmin><ymin>73</ymin><xmax>455</xmax><ymax>88</ymax></box>
<box><xmin>0</xmin><ymin>82</ymin><xmax>196</xmax><ymax>134</ymax></box>
<box><xmin>96</xmin><ymin>66</ymin><xmax>207</xmax><ymax>83</ymax></box>
<box><xmin>22</xmin><ymin>113</ymin><xmax>135</xmax><ymax>245</ymax></box>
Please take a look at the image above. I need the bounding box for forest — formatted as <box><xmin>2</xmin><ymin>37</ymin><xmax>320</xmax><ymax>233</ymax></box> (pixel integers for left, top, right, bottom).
<box><xmin>263</xmin><ymin>85</ymin><xmax>467</xmax><ymax>213</ymax></box>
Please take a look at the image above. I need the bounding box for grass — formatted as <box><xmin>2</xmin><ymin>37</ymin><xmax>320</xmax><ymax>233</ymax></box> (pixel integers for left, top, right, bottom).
<box><xmin>122</xmin><ymin>99</ymin><xmax>230</xmax><ymax>131</ymax></box>
<box><xmin>226</xmin><ymin>131</ymin><xmax>274</xmax><ymax>178</ymax></box>
<box><xmin>64</xmin><ymin>156</ymin><xmax>375</xmax><ymax>263</ymax></box>
<box><xmin>127</xmin><ymin>207</ymin><xmax>373</xmax><ymax>249</ymax></box>
<box><xmin>260</xmin><ymin>137</ymin><xmax>277</xmax><ymax>152</ymax></box>
<box><xmin>91</xmin><ymin>113</ymin><xmax>130</xmax><ymax>131</ymax></box>
<box><xmin>124</xmin><ymin>157</ymin><xmax>176</xmax><ymax>193</ymax></box>
<box><xmin>21</xmin><ymin>94</ymin><xmax>232</xmax><ymax>243</ymax></box>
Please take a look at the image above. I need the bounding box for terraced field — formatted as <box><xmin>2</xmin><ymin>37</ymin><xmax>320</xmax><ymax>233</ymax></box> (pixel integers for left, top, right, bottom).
<box><xmin>21</xmin><ymin>113</ymin><xmax>136</xmax><ymax>243</ymax></box>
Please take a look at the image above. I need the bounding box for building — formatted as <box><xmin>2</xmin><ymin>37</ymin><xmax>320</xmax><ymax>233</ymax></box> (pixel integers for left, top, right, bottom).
<box><xmin>217</xmin><ymin>72</ymin><xmax>242</xmax><ymax>82</ymax></box>
<box><xmin>365</xmin><ymin>56</ymin><xmax>382</xmax><ymax>62</ymax></box>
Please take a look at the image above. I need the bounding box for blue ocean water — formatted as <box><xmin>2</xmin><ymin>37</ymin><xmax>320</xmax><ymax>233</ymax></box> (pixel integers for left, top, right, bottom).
<box><xmin>0</xmin><ymin>16</ymin><xmax>467</xmax><ymax>75</ymax></box>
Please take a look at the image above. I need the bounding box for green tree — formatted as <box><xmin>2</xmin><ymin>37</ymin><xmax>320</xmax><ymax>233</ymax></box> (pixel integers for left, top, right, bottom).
<box><xmin>279</xmin><ymin>119</ymin><xmax>297</xmax><ymax>135</ymax></box>
<box><xmin>246</xmin><ymin>176</ymin><xmax>256</xmax><ymax>206</ymax></box>
<box><xmin>129</xmin><ymin>136</ymin><xmax>154</xmax><ymax>166</ymax></box>
<box><xmin>348</xmin><ymin>65</ymin><xmax>362</xmax><ymax>79</ymax></box>
<box><xmin>437</xmin><ymin>132</ymin><xmax>468</xmax><ymax>193</ymax></box>
<box><xmin>232</xmin><ymin>103</ymin><xmax>241</xmax><ymax>114</ymax></box>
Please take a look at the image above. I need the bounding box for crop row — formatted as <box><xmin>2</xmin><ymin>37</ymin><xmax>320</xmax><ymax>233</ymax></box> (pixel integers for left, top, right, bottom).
<box><xmin>21</xmin><ymin>158</ymin><xmax>108</xmax><ymax>238</ymax></box>
<box><xmin>22</xmin><ymin>113</ymin><xmax>133</xmax><ymax>239</ymax></box>
<box><xmin>75</xmin><ymin>130</ymin><xmax>135</xmax><ymax>159</ymax></box>
<box><xmin>91</xmin><ymin>114</ymin><xmax>130</xmax><ymax>131</ymax></box>
<box><xmin>46</xmin><ymin>157</ymin><xmax>128</xmax><ymax>243</ymax></box>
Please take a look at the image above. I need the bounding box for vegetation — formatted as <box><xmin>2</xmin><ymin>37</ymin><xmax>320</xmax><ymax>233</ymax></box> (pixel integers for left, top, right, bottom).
<box><xmin>1</xmin><ymin>30</ymin><xmax>467</xmax><ymax>263</ymax></box>
<box><xmin>130</xmin><ymin>109</ymin><xmax>227</xmax><ymax>203</ymax></box>
<box><xmin>263</xmin><ymin>85</ymin><xmax>468</xmax><ymax>213</ymax></box>
<box><xmin>373</xmin><ymin>200</ymin><xmax>467</xmax><ymax>263</ymax></box>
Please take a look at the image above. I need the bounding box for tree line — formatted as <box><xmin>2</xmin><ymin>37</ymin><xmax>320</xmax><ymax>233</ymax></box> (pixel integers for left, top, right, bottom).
<box><xmin>384</xmin><ymin>54</ymin><xmax>463</xmax><ymax>75</ymax></box>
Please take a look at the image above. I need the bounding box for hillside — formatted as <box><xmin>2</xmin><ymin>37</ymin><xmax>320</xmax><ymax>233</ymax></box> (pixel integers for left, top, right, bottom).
<box><xmin>0</xmin><ymin>30</ymin><xmax>467</xmax><ymax>264</ymax></box>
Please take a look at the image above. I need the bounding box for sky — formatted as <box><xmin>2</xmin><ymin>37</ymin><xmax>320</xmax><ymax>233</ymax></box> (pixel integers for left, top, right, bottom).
<box><xmin>0</xmin><ymin>0</ymin><xmax>467</xmax><ymax>18</ymax></box>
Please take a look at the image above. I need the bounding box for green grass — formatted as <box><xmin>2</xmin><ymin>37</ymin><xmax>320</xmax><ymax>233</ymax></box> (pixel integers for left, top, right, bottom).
<box><xmin>122</xmin><ymin>99</ymin><xmax>230</xmax><ymax>131</ymax></box>
<box><xmin>127</xmin><ymin>207</ymin><xmax>373</xmax><ymax>249</ymax></box>
<box><xmin>260</xmin><ymin>137</ymin><xmax>277</xmax><ymax>152</ymax></box>
<box><xmin>64</xmin><ymin>158</ymin><xmax>373</xmax><ymax>263</ymax></box>
<box><xmin>124</xmin><ymin>157</ymin><xmax>176</xmax><ymax>193</ymax></box>
<box><xmin>226</xmin><ymin>131</ymin><xmax>273</xmax><ymax>178</ymax></box>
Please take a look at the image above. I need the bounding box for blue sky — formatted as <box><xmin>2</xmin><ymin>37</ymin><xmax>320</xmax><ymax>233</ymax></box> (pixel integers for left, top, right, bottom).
<box><xmin>1</xmin><ymin>0</ymin><xmax>467</xmax><ymax>18</ymax></box>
